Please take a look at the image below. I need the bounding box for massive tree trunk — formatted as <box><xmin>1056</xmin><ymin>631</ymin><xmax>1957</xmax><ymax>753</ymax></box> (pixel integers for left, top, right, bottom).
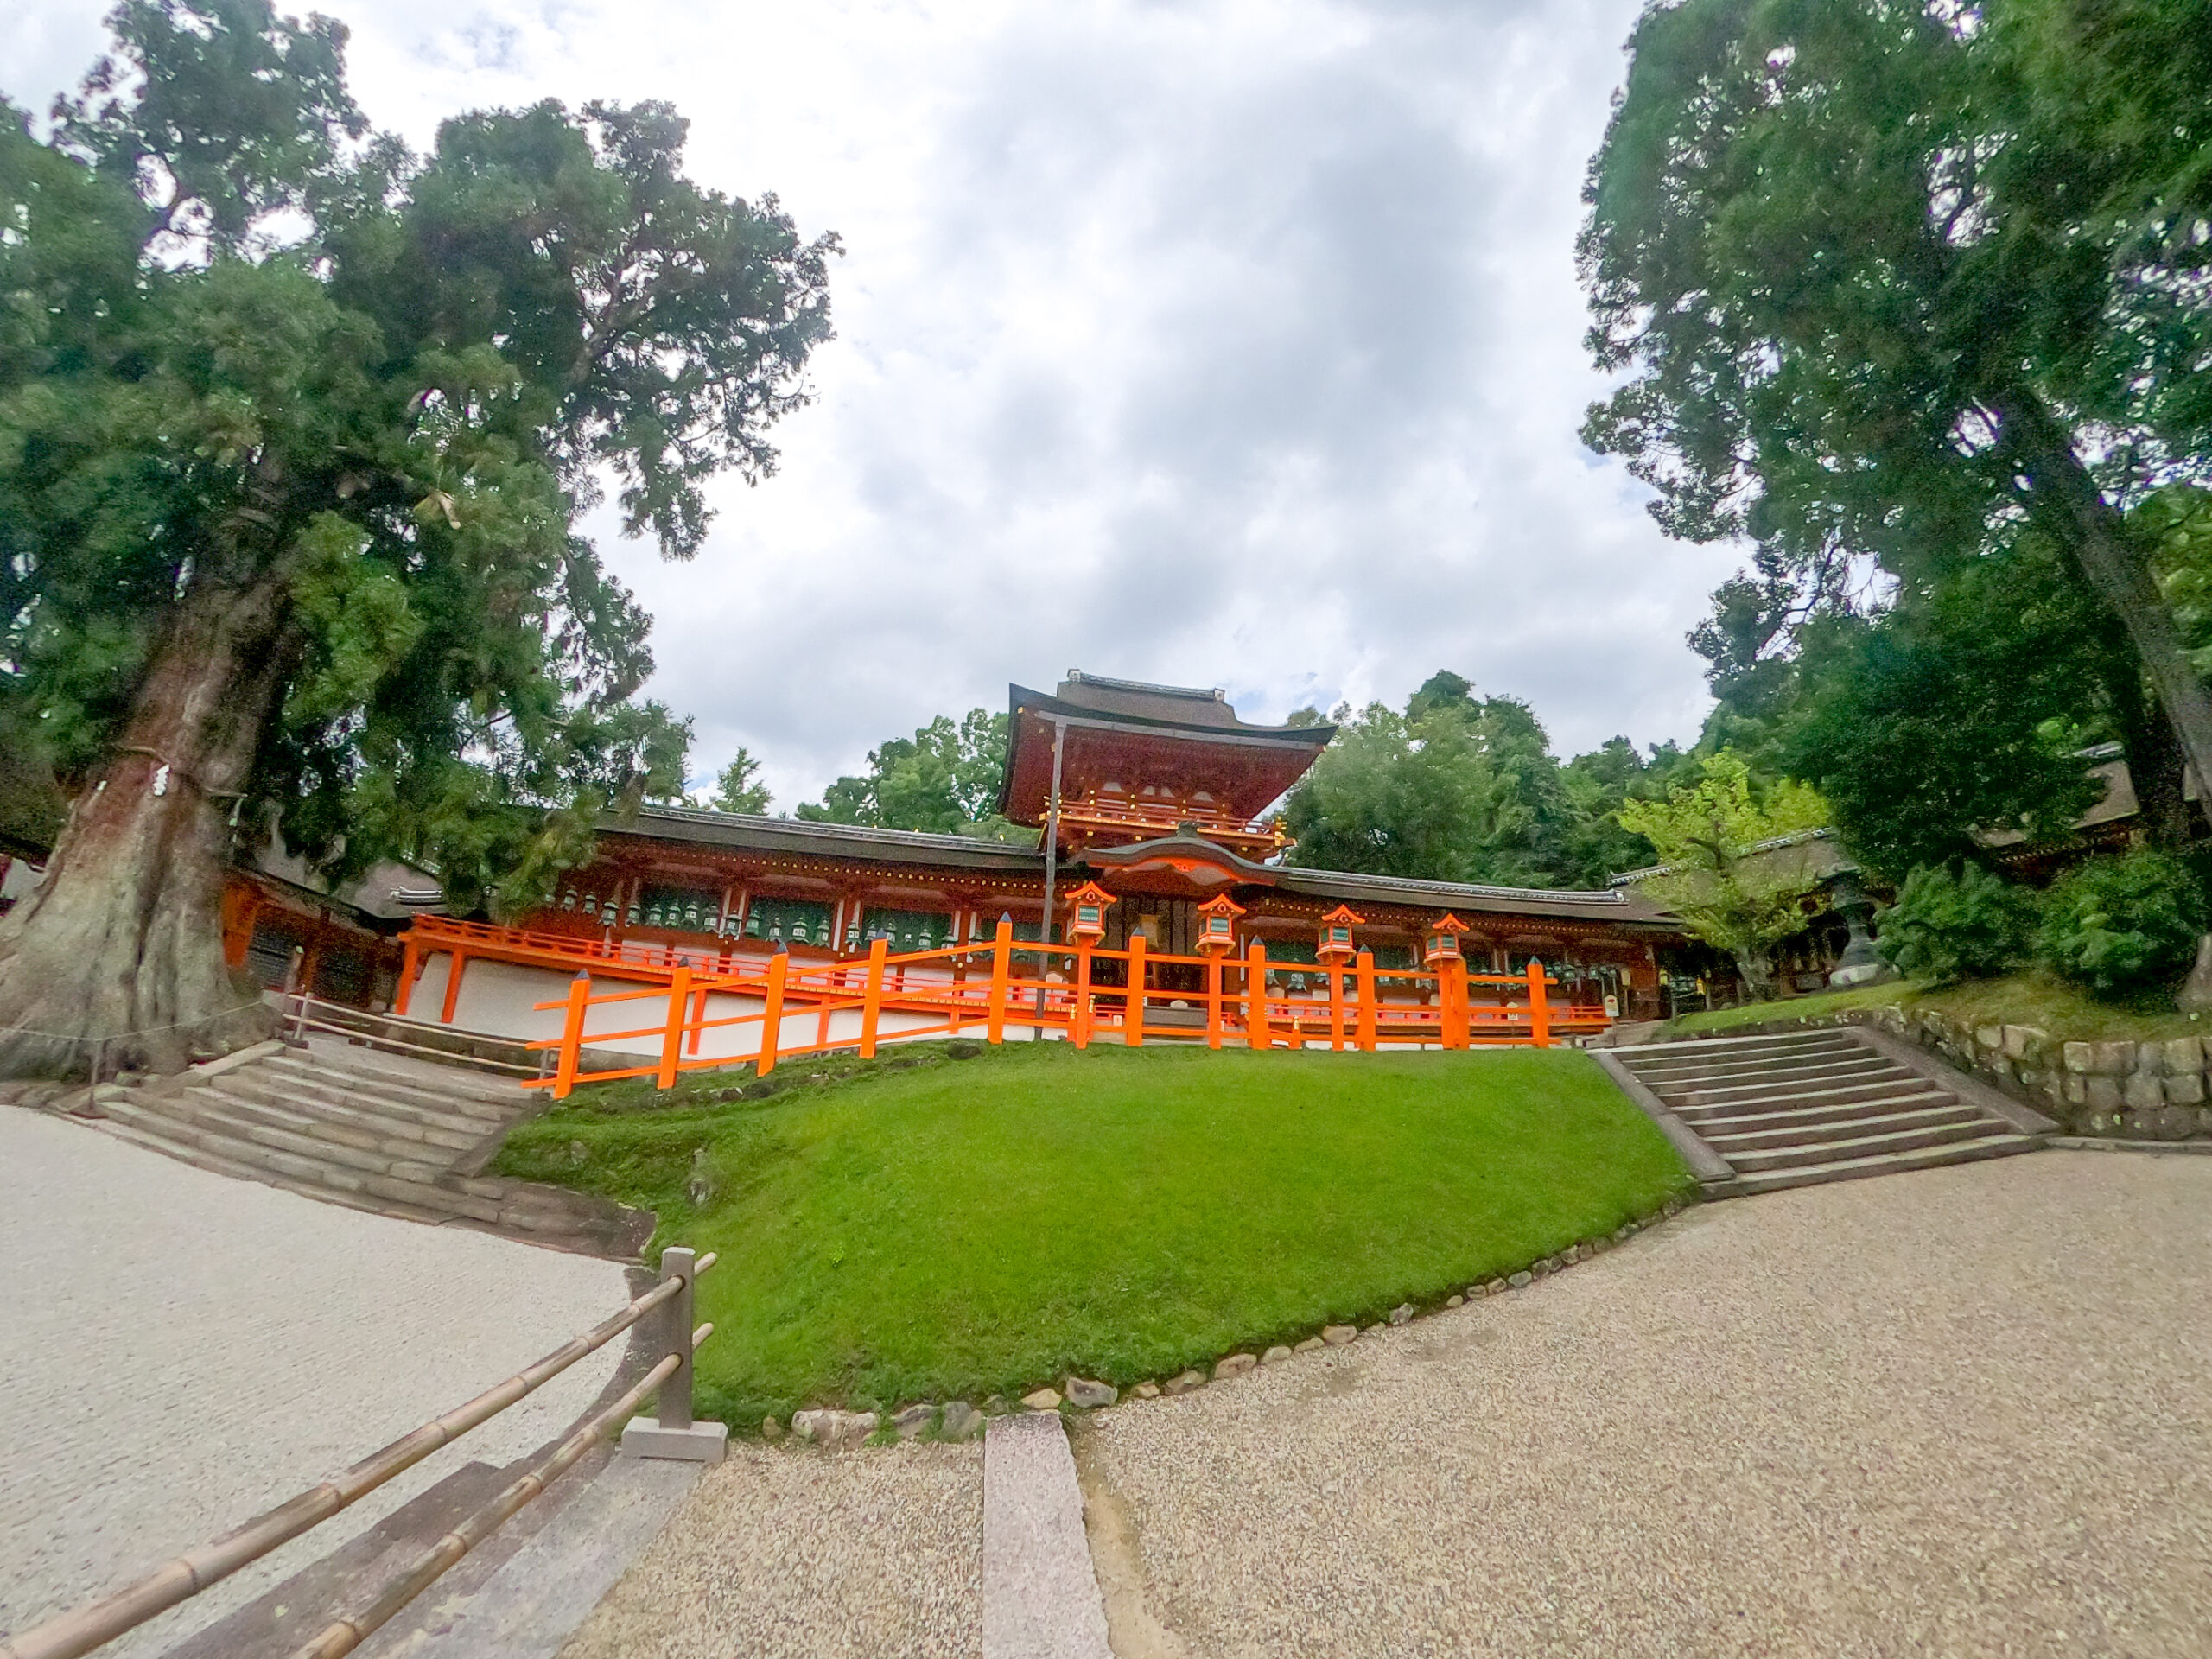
<box><xmin>0</xmin><ymin>576</ymin><xmax>290</xmax><ymax>1078</ymax></box>
<box><xmin>2001</xmin><ymin>391</ymin><xmax>2212</xmax><ymax>836</ymax></box>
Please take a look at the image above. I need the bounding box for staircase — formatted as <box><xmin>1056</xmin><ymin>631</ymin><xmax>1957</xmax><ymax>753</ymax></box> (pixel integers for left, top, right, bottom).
<box><xmin>1608</xmin><ymin>1027</ymin><xmax>2049</xmax><ymax>1196</ymax></box>
<box><xmin>86</xmin><ymin>1035</ymin><xmax>648</xmax><ymax>1257</ymax></box>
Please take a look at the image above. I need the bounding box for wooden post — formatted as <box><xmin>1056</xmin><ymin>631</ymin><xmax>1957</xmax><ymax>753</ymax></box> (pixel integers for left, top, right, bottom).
<box><xmin>860</xmin><ymin>938</ymin><xmax>888</xmax><ymax>1058</ymax></box>
<box><xmin>1245</xmin><ymin>942</ymin><xmax>1271</xmax><ymax>1050</ymax></box>
<box><xmin>1127</xmin><ymin>935</ymin><xmax>1147</xmax><ymax>1047</ymax></box>
<box><xmin>987</xmin><ymin>918</ymin><xmax>1012</xmax><ymax>1045</ymax></box>
<box><xmin>686</xmin><ymin>984</ymin><xmax>709</xmax><ymax>1056</ymax></box>
<box><xmin>657</xmin><ymin>964</ymin><xmax>691</xmax><ymax>1090</ymax></box>
<box><xmin>1528</xmin><ymin>958</ymin><xmax>1551</xmax><ymax>1049</ymax></box>
<box><xmin>1205</xmin><ymin>956</ymin><xmax>1223</xmax><ymax>1050</ymax></box>
<box><xmin>1355</xmin><ymin>950</ymin><xmax>1377</xmax><ymax>1052</ymax></box>
<box><xmin>1445</xmin><ymin>957</ymin><xmax>1470</xmax><ymax>1050</ymax></box>
<box><xmin>554</xmin><ymin>971</ymin><xmax>589</xmax><ymax>1101</ymax></box>
<box><xmin>758</xmin><ymin>950</ymin><xmax>788</xmax><ymax>1076</ymax></box>
<box><xmin>393</xmin><ymin>937</ymin><xmax>421</xmax><ymax>1018</ymax></box>
<box><xmin>440</xmin><ymin>950</ymin><xmax>467</xmax><ymax>1025</ymax></box>
<box><xmin>1073</xmin><ymin>943</ymin><xmax>1094</xmax><ymax>1049</ymax></box>
<box><xmin>1327</xmin><ymin>964</ymin><xmax>1345</xmax><ymax>1052</ymax></box>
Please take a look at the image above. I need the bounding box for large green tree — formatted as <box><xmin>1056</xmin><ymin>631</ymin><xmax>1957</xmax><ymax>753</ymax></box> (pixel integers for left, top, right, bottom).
<box><xmin>0</xmin><ymin>1</ymin><xmax>836</xmax><ymax>1074</ymax></box>
<box><xmin>797</xmin><ymin>709</ymin><xmax>1011</xmax><ymax>835</ymax></box>
<box><xmin>1581</xmin><ymin>0</ymin><xmax>2212</xmax><ymax>823</ymax></box>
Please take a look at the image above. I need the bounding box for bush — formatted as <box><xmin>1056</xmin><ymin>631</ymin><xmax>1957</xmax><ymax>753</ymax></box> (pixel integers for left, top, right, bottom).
<box><xmin>2034</xmin><ymin>849</ymin><xmax>2208</xmax><ymax>997</ymax></box>
<box><xmin>1876</xmin><ymin>863</ymin><xmax>2038</xmax><ymax>984</ymax></box>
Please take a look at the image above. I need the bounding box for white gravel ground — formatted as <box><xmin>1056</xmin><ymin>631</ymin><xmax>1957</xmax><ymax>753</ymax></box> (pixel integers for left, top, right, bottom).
<box><xmin>0</xmin><ymin>1107</ymin><xmax>631</xmax><ymax>1659</ymax></box>
<box><xmin>1076</xmin><ymin>1150</ymin><xmax>2212</xmax><ymax>1658</ymax></box>
<box><xmin>558</xmin><ymin>1442</ymin><xmax>984</xmax><ymax>1659</ymax></box>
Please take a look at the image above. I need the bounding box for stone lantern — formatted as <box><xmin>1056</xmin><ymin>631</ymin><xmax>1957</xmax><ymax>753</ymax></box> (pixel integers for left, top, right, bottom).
<box><xmin>1823</xmin><ymin>868</ymin><xmax>1893</xmax><ymax>988</ymax></box>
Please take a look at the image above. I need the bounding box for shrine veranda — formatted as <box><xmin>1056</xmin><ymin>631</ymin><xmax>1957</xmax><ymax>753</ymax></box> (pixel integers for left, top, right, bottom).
<box><xmin>370</xmin><ymin>674</ymin><xmax>1679</xmax><ymax>1073</ymax></box>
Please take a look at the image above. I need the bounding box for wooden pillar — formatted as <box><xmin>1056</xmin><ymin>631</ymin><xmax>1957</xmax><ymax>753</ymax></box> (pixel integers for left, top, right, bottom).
<box><xmin>1127</xmin><ymin>934</ymin><xmax>1147</xmax><ymax>1048</ymax></box>
<box><xmin>1528</xmin><ymin>959</ymin><xmax>1551</xmax><ymax>1049</ymax></box>
<box><xmin>1073</xmin><ymin>943</ymin><xmax>1094</xmax><ymax>1049</ymax></box>
<box><xmin>1327</xmin><ymin>964</ymin><xmax>1345</xmax><ymax>1052</ymax></box>
<box><xmin>987</xmin><ymin>918</ymin><xmax>1012</xmax><ymax>1045</ymax></box>
<box><xmin>686</xmin><ymin>985</ymin><xmax>709</xmax><ymax>1055</ymax></box>
<box><xmin>440</xmin><ymin>950</ymin><xmax>467</xmax><ymax>1024</ymax></box>
<box><xmin>393</xmin><ymin>936</ymin><xmax>421</xmax><ymax>1018</ymax></box>
<box><xmin>1205</xmin><ymin>956</ymin><xmax>1223</xmax><ymax>1050</ymax></box>
<box><xmin>657</xmin><ymin>964</ymin><xmax>692</xmax><ymax>1090</ymax></box>
<box><xmin>1245</xmin><ymin>942</ymin><xmax>1271</xmax><ymax>1051</ymax></box>
<box><xmin>1355</xmin><ymin>950</ymin><xmax>1377</xmax><ymax>1052</ymax></box>
<box><xmin>1445</xmin><ymin>957</ymin><xmax>1470</xmax><ymax>1050</ymax></box>
<box><xmin>758</xmin><ymin>950</ymin><xmax>789</xmax><ymax>1075</ymax></box>
<box><xmin>553</xmin><ymin>972</ymin><xmax>590</xmax><ymax>1101</ymax></box>
<box><xmin>860</xmin><ymin>938</ymin><xmax>888</xmax><ymax>1058</ymax></box>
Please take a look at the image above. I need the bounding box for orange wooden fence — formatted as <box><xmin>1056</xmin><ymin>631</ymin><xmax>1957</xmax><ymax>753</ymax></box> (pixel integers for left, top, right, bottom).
<box><xmin>453</xmin><ymin>918</ymin><xmax>1609</xmax><ymax>1099</ymax></box>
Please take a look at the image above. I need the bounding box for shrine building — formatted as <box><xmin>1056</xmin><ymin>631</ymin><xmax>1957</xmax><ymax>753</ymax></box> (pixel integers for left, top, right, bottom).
<box><xmin>396</xmin><ymin>673</ymin><xmax>1678</xmax><ymax>1048</ymax></box>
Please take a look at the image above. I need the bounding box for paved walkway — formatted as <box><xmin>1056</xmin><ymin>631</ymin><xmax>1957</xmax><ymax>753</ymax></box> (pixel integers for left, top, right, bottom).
<box><xmin>0</xmin><ymin>1107</ymin><xmax>632</xmax><ymax>1659</ymax></box>
<box><xmin>560</xmin><ymin>1150</ymin><xmax>2212</xmax><ymax>1656</ymax></box>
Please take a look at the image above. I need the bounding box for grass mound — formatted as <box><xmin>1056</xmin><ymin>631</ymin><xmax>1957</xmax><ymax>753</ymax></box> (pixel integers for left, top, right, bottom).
<box><xmin>496</xmin><ymin>1041</ymin><xmax>1693</xmax><ymax>1427</ymax></box>
<box><xmin>1662</xmin><ymin>968</ymin><xmax>2212</xmax><ymax>1044</ymax></box>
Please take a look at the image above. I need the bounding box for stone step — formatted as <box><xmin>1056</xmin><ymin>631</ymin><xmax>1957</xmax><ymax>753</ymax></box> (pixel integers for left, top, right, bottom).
<box><xmin>1718</xmin><ymin>1133</ymin><xmax>2043</xmax><ymax>1196</ymax></box>
<box><xmin>1677</xmin><ymin>1070</ymin><xmax>1930</xmax><ymax>1113</ymax></box>
<box><xmin>1680</xmin><ymin>1089</ymin><xmax>1959</xmax><ymax>1136</ymax></box>
<box><xmin>96</xmin><ymin>1095</ymin><xmax>509</xmax><ymax>1224</ymax></box>
<box><xmin>87</xmin><ymin>1118</ymin><xmax>461</xmax><ymax>1227</ymax></box>
<box><xmin>258</xmin><ymin>1053</ymin><xmax>519</xmax><ymax>1128</ymax></box>
<box><xmin>1719</xmin><ymin>1114</ymin><xmax>2001</xmax><ymax>1173</ymax></box>
<box><xmin>1624</xmin><ymin>1040</ymin><xmax>1870</xmax><ymax>1083</ymax></box>
<box><xmin>292</xmin><ymin>1043</ymin><xmax>528</xmax><ymax>1108</ymax></box>
<box><xmin>1699</xmin><ymin>1101</ymin><xmax>1987</xmax><ymax>1154</ymax></box>
<box><xmin>1645</xmin><ymin>1058</ymin><xmax>1900</xmax><ymax>1102</ymax></box>
<box><xmin>1616</xmin><ymin>1031</ymin><xmax>1866</xmax><ymax>1061</ymax></box>
<box><xmin>177</xmin><ymin>1092</ymin><xmax>466</xmax><ymax>1185</ymax></box>
<box><xmin>215</xmin><ymin>1071</ymin><xmax>500</xmax><ymax>1150</ymax></box>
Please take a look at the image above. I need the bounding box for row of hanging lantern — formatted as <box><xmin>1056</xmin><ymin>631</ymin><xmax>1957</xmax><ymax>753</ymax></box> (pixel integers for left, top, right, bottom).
<box><xmin>1060</xmin><ymin>884</ymin><xmax>1478</xmax><ymax>973</ymax></box>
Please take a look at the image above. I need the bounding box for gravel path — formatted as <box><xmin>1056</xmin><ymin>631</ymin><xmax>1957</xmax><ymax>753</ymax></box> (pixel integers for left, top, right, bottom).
<box><xmin>1077</xmin><ymin>1150</ymin><xmax>2212</xmax><ymax>1657</ymax></box>
<box><xmin>0</xmin><ymin>1107</ymin><xmax>632</xmax><ymax>1659</ymax></box>
<box><xmin>558</xmin><ymin>1442</ymin><xmax>983</xmax><ymax>1659</ymax></box>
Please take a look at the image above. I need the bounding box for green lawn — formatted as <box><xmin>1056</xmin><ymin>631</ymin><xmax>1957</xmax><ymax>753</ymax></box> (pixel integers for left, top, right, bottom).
<box><xmin>1665</xmin><ymin>968</ymin><xmax>2212</xmax><ymax>1044</ymax></box>
<box><xmin>495</xmin><ymin>1041</ymin><xmax>1693</xmax><ymax>1427</ymax></box>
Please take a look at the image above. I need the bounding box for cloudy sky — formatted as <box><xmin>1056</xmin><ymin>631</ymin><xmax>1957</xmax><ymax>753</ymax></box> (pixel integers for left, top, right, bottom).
<box><xmin>7</xmin><ymin>0</ymin><xmax>1745</xmax><ymax>808</ymax></box>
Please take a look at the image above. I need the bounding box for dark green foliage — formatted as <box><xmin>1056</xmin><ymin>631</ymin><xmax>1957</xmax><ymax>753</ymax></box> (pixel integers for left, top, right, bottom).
<box><xmin>2036</xmin><ymin>849</ymin><xmax>2207</xmax><ymax>997</ymax></box>
<box><xmin>1</xmin><ymin>2</ymin><xmax>837</xmax><ymax>912</ymax></box>
<box><xmin>706</xmin><ymin>747</ymin><xmax>772</xmax><ymax>815</ymax></box>
<box><xmin>1876</xmin><ymin>864</ymin><xmax>2040</xmax><ymax>986</ymax></box>
<box><xmin>797</xmin><ymin>709</ymin><xmax>1007</xmax><ymax>834</ymax></box>
<box><xmin>1283</xmin><ymin>674</ymin><xmax>1658</xmax><ymax>889</ymax></box>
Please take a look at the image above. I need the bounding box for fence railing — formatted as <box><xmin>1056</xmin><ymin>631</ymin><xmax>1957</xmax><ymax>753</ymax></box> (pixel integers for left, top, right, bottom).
<box><xmin>0</xmin><ymin>1250</ymin><xmax>721</xmax><ymax>1659</ymax></box>
<box><xmin>520</xmin><ymin>919</ymin><xmax>1611</xmax><ymax>1098</ymax></box>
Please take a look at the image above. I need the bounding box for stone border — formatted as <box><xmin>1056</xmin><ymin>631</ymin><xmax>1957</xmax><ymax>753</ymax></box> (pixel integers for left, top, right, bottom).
<box><xmin>770</xmin><ymin>1192</ymin><xmax>1696</xmax><ymax>1448</ymax></box>
<box><xmin>1588</xmin><ymin>1047</ymin><xmax>1738</xmax><ymax>1192</ymax></box>
<box><xmin>2048</xmin><ymin>1135</ymin><xmax>2212</xmax><ymax>1156</ymax></box>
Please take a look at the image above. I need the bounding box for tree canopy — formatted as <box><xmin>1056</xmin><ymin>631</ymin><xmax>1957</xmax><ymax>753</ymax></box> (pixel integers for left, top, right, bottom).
<box><xmin>796</xmin><ymin>709</ymin><xmax>1014</xmax><ymax>836</ymax></box>
<box><xmin>1581</xmin><ymin>0</ymin><xmax>2212</xmax><ymax>828</ymax></box>
<box><xmin>0</xmin><ymin>0</ymin><xmax>836</xmax><ymax>1071</ymax></box>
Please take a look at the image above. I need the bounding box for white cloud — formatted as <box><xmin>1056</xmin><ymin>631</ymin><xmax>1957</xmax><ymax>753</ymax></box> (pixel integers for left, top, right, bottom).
<box><xmin>5</xmin><ymin>0</ymin><xmax>1745</xmax><ymax>809</ymax></box>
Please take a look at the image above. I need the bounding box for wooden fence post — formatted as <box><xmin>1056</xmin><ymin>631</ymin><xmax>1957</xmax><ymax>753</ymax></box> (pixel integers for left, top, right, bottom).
<box><xmin>686</xmin><ymin>984</ymin><xmax>709</xmax><ymax>1056</ymax></box>
<box><xmin>1528</xmin><ymin>959</ymin><xmax>1551</xmax><ymax>1049</ymax></box>
<box><xmin>440</xmin><ymin>950</ymin><xmax>467</xmax><ymax>1024</ymax></box>
<box><xmin>1073</xmin><ymin>943</ymin><xmax>1094</xmax><ymax>1049</ymax></box>
<box><xmin>1245</xmin><ymin>942</ymin><xmax>1271</xmax><ymax>1050</ymax></box>
<box><xmin>1205</xmin><ymin>956</ymin><xmax>1223</xmax><ymax>1049</ymax></box>
<box><xmin>657</xmin><ymin>964</ymin><xmax>691</xmax><ymax>1090</ymax></box>
<box><xmin>1126</xmin><ymin>935</ymin><xmax>1147</xmax><ymax>1047</ymax></box>
<box><xmin>860</xmin><ymin>938</ymin><xmax>888</xmax><ymax>1058</ymax></box>
<box><xmin>554</xmin><ymin>971</ymin><xmax>589</xmax><ymax>1101</ymax></box>
<box><xmin>1445</xmin><ymin>957</ymin><xmax>1470</xmax><ymax>1050</ymax></box>
<box><xmin>987</xmin><ymin>918</ymin><xmax>1012</xmax><ymax>1045</ymax></box>
<box><xmin>394</xmin><ymin>937</ymin><xmax>421</xmax><ymax>1018</ymax></box>
<box><xmin>758</xmin><ymin>951</ymin><xmax>788</xmax><ymax>1076</ymax></box>
<box><xmin>1355</xmin><ymin>951</ymin><xmax>1377</xmax><ymax>1052</ymax></box>
<box><xmin>1327</xmin><ymin>964</ymin><xmax>1345</xmax><ymax>1052</ymax></box>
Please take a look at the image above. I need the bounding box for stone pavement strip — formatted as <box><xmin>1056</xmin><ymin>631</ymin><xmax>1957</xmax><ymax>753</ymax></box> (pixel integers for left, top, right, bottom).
<box><xmin>982</xmin><ymin>1412</ymin><xmax>1114</xmax><ymax>1659</ymax></box>
<box><xmin>1075</xmin><ymin>1150</ymin><xmax>2212</xmax><ymax>1658</ymax></box>
<box><xmin>0</xmin><ymin>1107</ymin><xmax>631</xmax><ymax>1659</ymax></box>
